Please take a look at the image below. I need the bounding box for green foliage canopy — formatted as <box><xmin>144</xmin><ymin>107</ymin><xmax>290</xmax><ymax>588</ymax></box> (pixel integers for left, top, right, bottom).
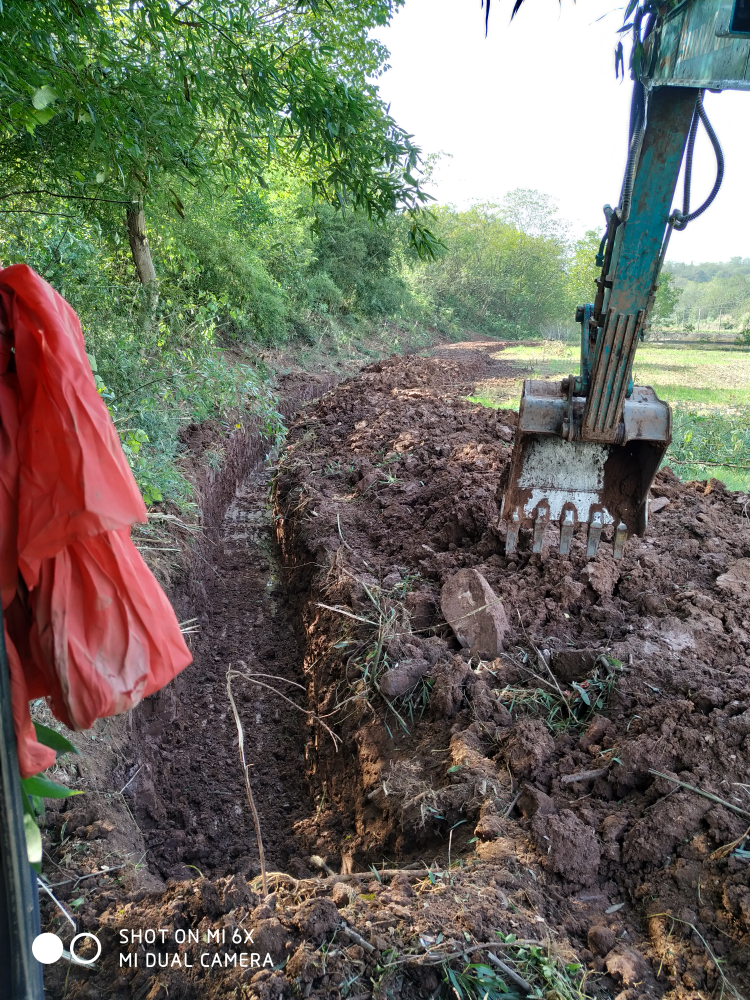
<box><xmin>0</xmin><ymin>1</ymin><xmax>438</xmax><ymax>254</ymax></box>
<box><xmin>411</xmin><ymin>198</ymin><xmax>570</xmax><ymax>337</ymax></box>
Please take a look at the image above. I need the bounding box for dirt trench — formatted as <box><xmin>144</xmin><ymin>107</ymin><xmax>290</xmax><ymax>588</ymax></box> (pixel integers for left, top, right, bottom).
<box><xmin>38</xmin><ymin>344</ymin><xmax>750</xmax><ymax>1000</ymax></box>
<box><xmin>123</xmin><ymin>459</ymin><xmax>315</xmax><ymax>884</ymax></box>
<box><xmin>39</xmin><ymin>373</ymin><xmax>340</xmax><ymax>998</ymax></box>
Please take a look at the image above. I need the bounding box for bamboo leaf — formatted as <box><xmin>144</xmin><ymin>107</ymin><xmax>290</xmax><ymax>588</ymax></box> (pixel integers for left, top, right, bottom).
<box><xmin>21</xmin><ymin>775</ymin><xmax>83</xmax><ymax>799</ymax></box>
<box><xmin>33</xmin><ymin>722</ymin><xmax>79</xmax><ymax>757</ymax></box>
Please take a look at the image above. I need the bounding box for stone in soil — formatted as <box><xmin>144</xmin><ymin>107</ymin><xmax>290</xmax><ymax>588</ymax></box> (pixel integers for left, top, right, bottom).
<box><xmin>440</xmin><ymin>567</ymin><xmax>509</xmax><ymax>658</ymax></box>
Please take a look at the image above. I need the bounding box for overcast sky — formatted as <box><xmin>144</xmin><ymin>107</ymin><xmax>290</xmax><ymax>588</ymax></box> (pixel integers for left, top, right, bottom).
<box><xmin>374</xmin><ymin>0</ymin><xmax>750</xmax><ymax>264</ymax></box>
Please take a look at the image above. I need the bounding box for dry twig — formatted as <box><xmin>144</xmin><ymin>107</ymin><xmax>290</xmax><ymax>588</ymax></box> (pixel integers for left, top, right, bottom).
<box><xmin>649</xmin><ymin>770</ymin><xmax>750</xmax><ymax>820</ymax></box>
<box><xmin>339</xmin><ymin>922</ymin><xmax>375</xmax><ymax>954</ymax></box>
<box><xmin>487</xmin><ymin>950</ymin><xmax>533</xmax><ymax>994</ymax></box>
<box><xmin>226</xmin><ymin>669</ymin><xmax>268</xmax><ymax>897</ymax></box>
<box><xmin>560</xmin><ymin>765</ymin><xmax>611</xmax><ymax>785</ymax></box>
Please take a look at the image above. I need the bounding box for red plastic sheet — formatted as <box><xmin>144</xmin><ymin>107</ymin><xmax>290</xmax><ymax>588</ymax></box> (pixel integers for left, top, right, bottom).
<box><xmin>0</xmin><ymin>265</ymin><xmax>192</xmax><ymax>777</ymax></box>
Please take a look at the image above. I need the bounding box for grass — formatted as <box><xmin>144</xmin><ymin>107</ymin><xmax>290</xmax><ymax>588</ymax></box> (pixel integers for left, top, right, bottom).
<box><xmin>320</xmin><ymin>572</ymin><xmax>433</xmax><ymax>738</ymax></box>
<box><xmin>471</xmin><ymin>341</ymin><xmax>750</xmax><ymax>492</ymax></box>
<box><xmin>442</xmin><ymin>935</ymin><xmax>591</xmax><ymax>1000</ymax></box>
<box><xmin>488</xmin><ymin>650</ymin><xmax>624</xmax><ymax>734</ymax></box>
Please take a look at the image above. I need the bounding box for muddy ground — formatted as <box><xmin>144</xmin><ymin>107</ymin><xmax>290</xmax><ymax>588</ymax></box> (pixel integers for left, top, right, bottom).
<box><xmin>38</xmin><ymin>343</ymin><xmax>749</xmax><ymax>1000</ymax></box>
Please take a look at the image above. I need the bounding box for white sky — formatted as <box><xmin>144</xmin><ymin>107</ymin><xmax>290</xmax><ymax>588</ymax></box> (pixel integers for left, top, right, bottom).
<box><xmin>373</xmin><ymin>0</ymin><xmax>750</xmax><ymax>264</ymax></box>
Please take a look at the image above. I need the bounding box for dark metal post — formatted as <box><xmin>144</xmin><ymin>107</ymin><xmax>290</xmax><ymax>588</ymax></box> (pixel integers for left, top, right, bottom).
<box><xmin>0</xmin><ymin>607</ymin><xmax>44</xmax><ymax>999</ymax></box>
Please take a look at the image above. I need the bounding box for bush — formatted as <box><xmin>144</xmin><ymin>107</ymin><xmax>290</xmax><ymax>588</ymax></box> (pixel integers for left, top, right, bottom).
<box><xmin>409</xmin><ymin>201</ymin><xmax>570</xmax><ymax>337</ymax></box>
<box><xmin>309</xmin><ymin>203</ymin><xmax>411</xmax><ymax>316</ymax></box>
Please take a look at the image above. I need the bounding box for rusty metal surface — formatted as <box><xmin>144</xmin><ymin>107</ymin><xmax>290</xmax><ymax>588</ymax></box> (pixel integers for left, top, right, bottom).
<box><xmin>643</xmin><ymin>1</ymin><xmax>750</xmax><ymax>90</ymax></box>
<box><xmin>582</xmin><ymin>309</ymin><xmax>644</xmax><ymax>442</ymax></box>
<box><xmin>581</xmin><ymin>87</ymin><xmax>696</xmax><ymax>448</ymax></box>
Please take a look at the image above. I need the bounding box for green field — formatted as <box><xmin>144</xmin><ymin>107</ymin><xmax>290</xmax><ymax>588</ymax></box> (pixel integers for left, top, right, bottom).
<box><xmin>469</xmin><ymin>342</ymin><xmax>750</xmax><ymax>492</ymax></box>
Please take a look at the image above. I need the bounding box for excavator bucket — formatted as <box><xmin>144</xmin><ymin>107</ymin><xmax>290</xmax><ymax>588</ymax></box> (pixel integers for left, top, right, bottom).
<box><xmin>500</xmin><ymin>379</ymin><xmax>671</xmax><ymax>559</ymax></box>
<box><xmin>497</xmin><ymin>2</ymin><xmax>750</xmax><ymax>562</ymax></box>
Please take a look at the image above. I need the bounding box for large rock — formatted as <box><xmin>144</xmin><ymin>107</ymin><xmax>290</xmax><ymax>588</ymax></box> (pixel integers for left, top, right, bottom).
<box><xmin>440</xmin><ymin>569</ymin><xmax>508</xmax><ymax>659</ymax></box>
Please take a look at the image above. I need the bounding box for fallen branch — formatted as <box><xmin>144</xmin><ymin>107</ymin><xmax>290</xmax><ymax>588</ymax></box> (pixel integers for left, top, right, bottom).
<box><xmin>339</xmin><ymin>922</ymin><xmax>375</xmax><ymax>954</ymax></box>
<box><xmin>560</xmin><ymin>765</ymin><xmax>611</xmax><ymax>785</ymax></box>
<box><xmin>503</xmin><ymin>790</ymin><xmax>522</xmax><ymax>818</ymax></box>
<box><xmin>227</xmin><ymin>669</ymin><xmax>268</xmax><ymax>897</ymax></box>
<box><xmin>487</xmin><ymin>950</ymin><xmax>533</xmax><ymax>994</ymax></box>
<box><xmin>649</xmin><ymin>770</ymin><xmax>750</xmax><ymax>821</ymax></box>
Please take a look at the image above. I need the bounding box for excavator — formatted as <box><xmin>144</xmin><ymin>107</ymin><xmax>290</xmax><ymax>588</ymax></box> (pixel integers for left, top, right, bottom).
<box><xmin>500</xmin><ymin>0</ymin><xmax>750</xmax><ymax>559</ymax></box>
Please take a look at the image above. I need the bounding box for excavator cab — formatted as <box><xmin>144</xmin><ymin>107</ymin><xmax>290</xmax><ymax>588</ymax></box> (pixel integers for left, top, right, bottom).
<box><xmin>501</xmin><ymin>0</ymin><xmax>750</xmax><ymax>559</ymax></box>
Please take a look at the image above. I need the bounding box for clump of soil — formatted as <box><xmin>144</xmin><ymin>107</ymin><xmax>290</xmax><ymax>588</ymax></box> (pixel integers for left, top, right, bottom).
<box><xmin>273</xmin><ymin>351</ymin><xmax>750</xmax><ymax>998</ymax></box>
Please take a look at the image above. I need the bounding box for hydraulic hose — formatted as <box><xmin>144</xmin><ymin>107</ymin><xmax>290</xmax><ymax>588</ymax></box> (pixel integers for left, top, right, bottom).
<box><xmin>619</xmin><ymin>81</ymin><xmax>646</xmax><ymax>222</ymax></box>
<box><xmin>672</xmin><ymin>91</ymin><xmax>725</xmax><ymax>230</ymax></box>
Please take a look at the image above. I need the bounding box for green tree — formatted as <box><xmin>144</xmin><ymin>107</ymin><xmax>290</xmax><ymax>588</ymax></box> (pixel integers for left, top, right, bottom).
<box><xmin>653</xmin><ymin>269</ymin><xmax>682</xmax><ymax>322</ymax></box>
<box><xmin>566</xmin><ymin>229</ymin><xmax>602</xmax><ymax>311</ymax></box>
<box><xmin>500</xmin><ymin>188</ymin><xmax>570</xmax><ymax>243</ymax></box>
<box><xmin>412</xmin><ymin>201</ymin><xmax>570</xmax><ymax>337</ymax></box>
<box><xmin>307</xmin><ymin>202</ymin><xmax>410</xmax><ymax>315</ymax></box>
<box><xmin>0</xmin><ymin>0</ymin><xmax>436</xmax><ymax>289</ymax></box>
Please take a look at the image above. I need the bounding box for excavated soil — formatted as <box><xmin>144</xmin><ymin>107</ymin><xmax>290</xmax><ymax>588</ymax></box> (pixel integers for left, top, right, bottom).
<box><xmin>273</xmin><ymin>351</ymin><xmax>750</xmax><ymax>998</ymax></box>
<box><xmin>37</xmin><ymin>345</ymin><xmax>750</xmax><ymax>1000</ymax></box>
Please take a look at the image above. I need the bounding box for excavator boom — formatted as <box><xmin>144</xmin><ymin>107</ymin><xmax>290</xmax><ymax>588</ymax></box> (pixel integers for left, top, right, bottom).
<box><xmin>501</xmin><ymin>0</ymin><xmax>750</xmax><ymax>559</ymax></box>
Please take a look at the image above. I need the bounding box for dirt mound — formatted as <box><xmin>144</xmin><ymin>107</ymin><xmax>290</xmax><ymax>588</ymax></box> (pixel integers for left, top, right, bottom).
<box><xmin>273</xmin><ymin>352</ymin><xmax>750</xmax><ymax>998</ymax></box>
<box><xmin>38</xmin><ymin>348</ymin><xmax>750</xmax><ymax>1000</ymax></box>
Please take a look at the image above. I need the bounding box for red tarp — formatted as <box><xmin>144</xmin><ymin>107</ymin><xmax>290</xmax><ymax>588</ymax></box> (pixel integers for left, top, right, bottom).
<box><xmin>0</xmin><ymin>265</ymin><xmax>192</xmax><ymax>777</ymax></box>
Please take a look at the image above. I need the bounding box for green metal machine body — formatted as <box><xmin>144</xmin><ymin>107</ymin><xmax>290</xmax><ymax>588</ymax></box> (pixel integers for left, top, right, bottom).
<box><xmin>501</xmin><ymin>0</ymin><xmax>750</xmax><ymax>559</ymax></box>
<box><xmin>646</xmin><ymin>0</ymin><xmax>750</xmax><ymax>90</ymax></box>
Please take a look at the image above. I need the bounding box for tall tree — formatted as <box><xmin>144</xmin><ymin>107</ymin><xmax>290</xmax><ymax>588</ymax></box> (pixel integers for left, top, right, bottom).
<box><xmin>0</xmin><ymin>1</ymin><xmax>437</xmax><ymax>289</ymax></box>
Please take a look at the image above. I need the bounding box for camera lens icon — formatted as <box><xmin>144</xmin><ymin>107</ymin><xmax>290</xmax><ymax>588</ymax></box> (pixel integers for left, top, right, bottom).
<box><xmin>32</xmin><ymin>931</ymin><xmax>101</xmax><ymax>965</ymax></box>
<box><xmin>32</xmin><ymin>933</ymin><xmax>64</xmax><ymax>964</ymax></box>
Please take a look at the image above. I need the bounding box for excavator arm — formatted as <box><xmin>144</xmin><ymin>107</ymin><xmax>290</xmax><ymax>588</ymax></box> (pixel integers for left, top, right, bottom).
<box><xmin>501</xmin><ymin>0</ymin><xmax>750</xmax><ymax>560</ymax></box>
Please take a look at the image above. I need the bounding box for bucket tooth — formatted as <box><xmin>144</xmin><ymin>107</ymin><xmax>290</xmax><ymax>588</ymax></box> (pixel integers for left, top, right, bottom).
<box><xmin>586</xmin><ymin>512</ymin><xmax>604</xmax><ymax>559</ymax></box>
<box><xmin>532</xmin><ymin>507</ymin><xmax>548</xmax><ymax>554</ymax></box>
<box><xmin>559</xmin><ymin>510</ymin><xmax>575</xmax><ymax>556</ymax></box>
<box><xmin>501</xmin><ymin>380</ymin><xmax>673</xmax><ymax>561</ymax></box>
<box><xmin>505</xmin><ymin>508</ymin><xmax>520</xmax><ymax>555</ymax></box>
<box><xmin>613</xmin><ymin>521</ymin><xmax>628</xmax><ymax>560</ymax></box>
